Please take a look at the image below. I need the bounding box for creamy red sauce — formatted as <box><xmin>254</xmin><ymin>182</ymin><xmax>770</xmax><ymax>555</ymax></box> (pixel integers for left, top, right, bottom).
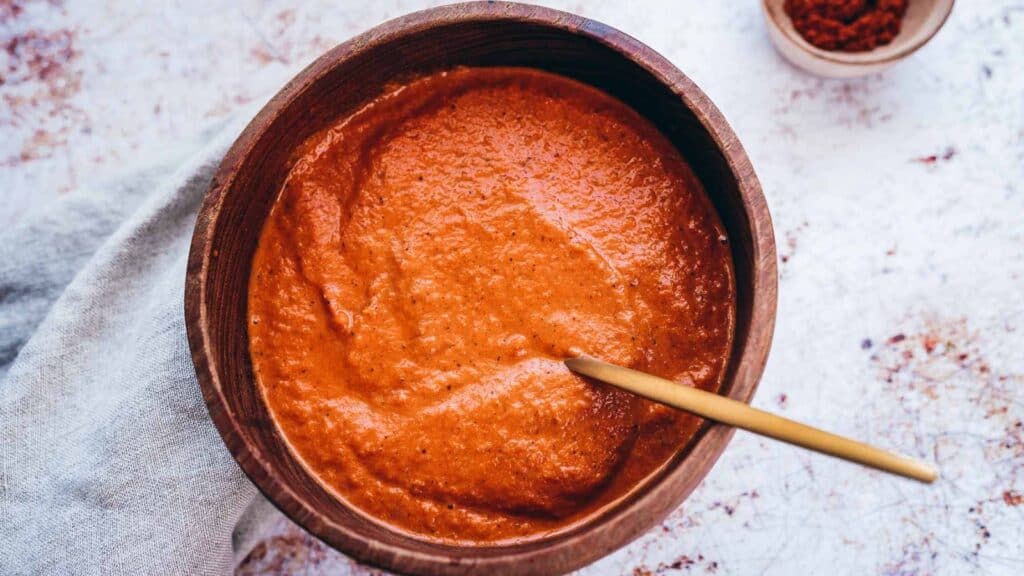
<box><xmin>248</xmin><ymin>67</ymin><xmax>735</xmax><ymax>543</ymax></box>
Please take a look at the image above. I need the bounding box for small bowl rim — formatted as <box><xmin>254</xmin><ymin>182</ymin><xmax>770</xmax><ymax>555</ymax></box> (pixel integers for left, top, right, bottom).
<box><xmin>762</xmin><ymin>0</ymin><xmax>955</xmax><ymax>67</ymax></box>
<box><xmin>186</xmin><ymin>2</ymin><xmax>778</xmax><ymax>574</ymax></box>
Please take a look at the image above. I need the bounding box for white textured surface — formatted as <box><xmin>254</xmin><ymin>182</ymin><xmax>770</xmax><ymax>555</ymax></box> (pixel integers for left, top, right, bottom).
<box><xmin>3</xmin><ymin>1</ymin><xmax>1022</xmax><ymax>574</ymax></box>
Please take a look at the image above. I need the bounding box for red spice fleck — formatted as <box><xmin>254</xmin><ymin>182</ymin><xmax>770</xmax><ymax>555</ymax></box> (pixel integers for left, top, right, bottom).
<box><xmin>250</xmin><ymin>46</ymin><xmax>278</xmax><ymax>65</ymax></box>
<box><xmin>1</xmin><ymin>5</ymin><xmax>84</xmax><ymax>166</ymax></box>
<box><xmin>633</xmin><ymin>553</ymin><xmax>718</xmax><ymax>575</ymax></box>
<box><xmin>4</xmin><ymin>29</ymin><xmax>78</xmax><ymax>86</ymax></box>
<box><xmin>1001</xmin><ymin>490</ymin><xmax>1023</xmax><ymax>506</ymax></box>
<box><xmin>276</xmin><ymin>8</ymin><xmax>296</xmax><ymax>25</ymax></box>
<box><xmin>0</xmin><ymin>0</ymin><xmax>25</xmax><ymax>23</ymax></box>
<box><xmin>237</xmin><ymin>534</ymin><xmax>328</xmax><ymax>575</ymax></box>
<box><xmin>784</xmin><ymin>0</ymin><xmax>909</xmax><ymax>52</ymax></box>
<box><xmin>776</xmin><ymin>393</ymin><xmax>789</xmax><ymax>408</ymax></box>
<box><xmin>779</xmin><ymin>222</ymin><xmax>808</xmax><ymax>266</ymax></box>
<box><xmin>987</xmin><ymin>405</ymin><xmax>1008</xmax><ymax>419</ymax></box>
<box><xmin>915</xmin><ymin>147</ymin><xmax>957</xmax><ymax>165</ymax></box>
<box><xmin>669</xmin><ymin>556</ymin><xmax>695</xmax><ymax>570</ymax></box>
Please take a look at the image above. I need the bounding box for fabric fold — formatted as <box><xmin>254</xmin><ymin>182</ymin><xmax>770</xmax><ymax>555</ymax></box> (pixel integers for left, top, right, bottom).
<box><xmin>0</xmin><ymin>118</ymin><xmax>269</xmax><ymax>575</ymax></box>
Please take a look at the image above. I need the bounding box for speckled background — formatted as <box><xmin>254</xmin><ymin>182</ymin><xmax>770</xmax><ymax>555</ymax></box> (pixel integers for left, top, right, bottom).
<box><xmin>2</xmin><ymin>1</ymin><xmax>1022</xmax><ymax>574</ymax></box>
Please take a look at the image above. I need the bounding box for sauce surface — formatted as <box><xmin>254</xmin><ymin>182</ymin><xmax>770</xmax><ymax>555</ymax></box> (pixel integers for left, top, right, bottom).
<box><xmin>248</xmin><ymin>67</ymin><xmax>735</xmax><ymax>543</ymax></box>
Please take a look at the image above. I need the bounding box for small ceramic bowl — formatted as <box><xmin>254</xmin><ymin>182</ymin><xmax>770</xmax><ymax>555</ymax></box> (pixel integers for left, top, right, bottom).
<box><xmin>763</xmin><ymin>0</ymin><xmax>955</xmax><ymax>78</ymax></box>
<box><xmin>185</xmin><ymin>2</ymin><xmax>777</xmax><ymax>574</ymax></box>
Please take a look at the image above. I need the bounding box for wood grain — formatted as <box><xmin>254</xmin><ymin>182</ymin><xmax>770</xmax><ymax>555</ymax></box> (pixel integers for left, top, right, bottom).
<box><xmin>184</xmin><ymin>2</ymin><xmax>778</xmax><ymax>574</ymax></box>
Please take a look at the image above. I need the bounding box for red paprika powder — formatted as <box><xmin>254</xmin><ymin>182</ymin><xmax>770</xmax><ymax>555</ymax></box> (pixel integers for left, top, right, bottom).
<box><xmin>784</xmin><ymin>0</ymin><xmax>909</xmax><ymax>52</ymax></box>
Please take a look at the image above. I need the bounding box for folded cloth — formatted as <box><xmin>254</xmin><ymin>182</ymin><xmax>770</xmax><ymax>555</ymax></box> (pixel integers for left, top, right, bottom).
<box><xmin>0</xmin><ymin>118</ymin><xmax>275</xmax><ymax>575</ymax></box>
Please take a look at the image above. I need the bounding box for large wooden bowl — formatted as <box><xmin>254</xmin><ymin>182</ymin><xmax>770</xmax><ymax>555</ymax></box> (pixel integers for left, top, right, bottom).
<box><xmin>185</xmin><ymin>3</ymin><xmax>777</xmax><ymax>574</ymax></box>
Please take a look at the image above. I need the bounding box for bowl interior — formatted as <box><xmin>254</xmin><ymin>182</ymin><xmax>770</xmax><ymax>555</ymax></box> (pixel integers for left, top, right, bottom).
<box><xmin>764</xmin><ymin>0</ymin><xmax>954</xmax><ymax>64</ymax></box>
<box><xmin>190</xmin><ymin>6</ymin><xmax>774</xmax><ymax>573</ymax></box>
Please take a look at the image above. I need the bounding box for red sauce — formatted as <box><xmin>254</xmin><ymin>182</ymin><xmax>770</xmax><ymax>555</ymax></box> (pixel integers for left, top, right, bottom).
<box><xmin>248</xmin><ymin>67</ymin><xmax>735</xmax><ymax>543</ymax></box>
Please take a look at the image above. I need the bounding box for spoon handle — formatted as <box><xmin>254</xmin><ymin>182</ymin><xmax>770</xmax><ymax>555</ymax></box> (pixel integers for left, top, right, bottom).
<box><xmin>564</xmin><ymin>356</ymin><xmax>938</xmax><ymax>483</ymax></box>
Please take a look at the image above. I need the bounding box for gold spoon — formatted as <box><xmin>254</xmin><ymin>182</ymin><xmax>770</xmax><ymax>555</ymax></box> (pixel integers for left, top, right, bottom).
<box><xmin>565</xmin><ymin>356</ymin><xmax>938</xmax><ymax>483</ymax></box>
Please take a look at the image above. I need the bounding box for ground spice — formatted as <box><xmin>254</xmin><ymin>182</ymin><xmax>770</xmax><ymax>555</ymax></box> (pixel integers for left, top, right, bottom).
<box><xmin>784</xmin><ymin>0</ymin><xmax>909</xmax><ymax>52</ymax></box>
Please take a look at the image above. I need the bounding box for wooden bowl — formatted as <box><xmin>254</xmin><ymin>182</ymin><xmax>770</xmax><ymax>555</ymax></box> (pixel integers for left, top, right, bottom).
<box><xmin>185</xmin><ymin>2</ymin><xmax>777</xmax><ymax>574</ymax></box>
<box><xmin>762</xmin><ymin>0</ymin><xmax>955</xmax><ymax>78</ymax></box>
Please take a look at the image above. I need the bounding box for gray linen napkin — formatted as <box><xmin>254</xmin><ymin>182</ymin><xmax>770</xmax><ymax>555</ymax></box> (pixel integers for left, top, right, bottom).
<box><xmin>0</xmin><ymin>118</ymin><xmax>271</xmax><ymax>575</ymax></box>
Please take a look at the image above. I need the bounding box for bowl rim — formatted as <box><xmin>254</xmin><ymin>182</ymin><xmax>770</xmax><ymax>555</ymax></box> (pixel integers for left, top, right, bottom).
<box><xmin>185</xmin><ymin>2</ymin><xmax>778</xmax><ymax>574</ymax></box>
<box><xmin>761</xmin><ymin>0</ymin><xmax>955</xmax><ymax>67</ymax></box>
